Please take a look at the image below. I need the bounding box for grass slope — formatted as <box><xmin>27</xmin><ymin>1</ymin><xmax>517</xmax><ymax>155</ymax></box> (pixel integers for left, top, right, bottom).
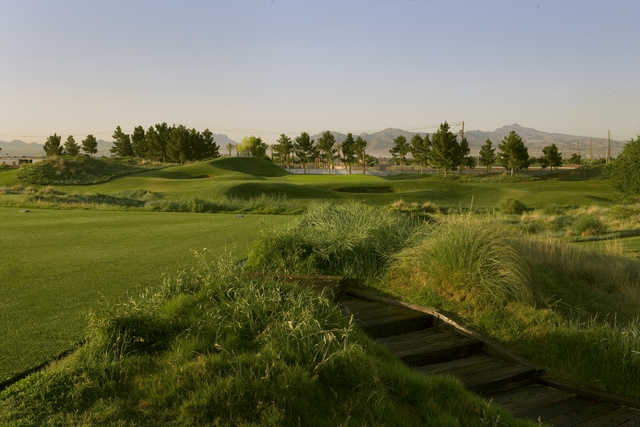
<box><xmin>18</xmin><ymin>160</ymin><xmax>617</xmax><ymax>211</ymax></box>
<box><xmin>248</xmin><ymin>204</ymin><xmax>640</xmax><ymax>400</ymax></box>
<box><xmin>17</xmin><ymin>156</ymin><xmax>160</xmax><ymax>185</ymax></box>
<box><xmin>0</xmin><ymin>258</ymin><xmax>529</xmax><ymax>426</ymax></box>
<box><xmin>0</xmin><ymin>207</ymin><xmax>288</xmax><ymax>381</ymax></box>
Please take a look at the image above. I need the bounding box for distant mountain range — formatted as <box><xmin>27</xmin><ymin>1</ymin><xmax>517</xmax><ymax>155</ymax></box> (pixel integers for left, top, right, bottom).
<box><xmin>313</xmin><ymin>124</ymin><xmax>623</xmax><ymax>157</ymax></box>
<box><xmin>0</xmin><ymin>125</ymin><xmax>623</xmax><ymax>158</ymax></box>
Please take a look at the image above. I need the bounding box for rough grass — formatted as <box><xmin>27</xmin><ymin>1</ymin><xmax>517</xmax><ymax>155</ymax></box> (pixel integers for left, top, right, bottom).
<box><xmin>0</xmin><ymin>255</ymin><xmax>529</xmax><ymax>426</ymax></box>
<box><xmin>16</xmin><ymin>156</ymin><xmax>160</xmax><ymax>185</ymax></box>
<box><xmin>383</xmin><ymin>215</ymin><xmax>640</xmax><ymax>399</ymax></box>
<box><xmin>245</xmin><ymin>202</ymin><xmax>420</xmax><ymax>281</ymax></box>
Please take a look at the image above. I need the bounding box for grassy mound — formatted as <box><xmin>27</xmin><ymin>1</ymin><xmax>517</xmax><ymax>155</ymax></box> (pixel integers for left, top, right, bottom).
<box><xmin>246</xmin><ymin>202</ymin><xmax>420</xmax><ymax>281</ymax></box>
<box><xmin>142</xmin><ymin>157</ymin><xmax>288</xmax><ymax>180</ymax></box>
<box><xmin>383</xmin><ymin>215</ymin><xmax>640</xmax><ymax>398</ymax></box>
<box><xmin>17</xmin><ymin>156</ymin><xmax>157</xmax><ymax>185</ymax></box>
<box><xmin>0</xmin><ymin>255</ymin><xmax>525</xmax><ymax>426</ymax></box>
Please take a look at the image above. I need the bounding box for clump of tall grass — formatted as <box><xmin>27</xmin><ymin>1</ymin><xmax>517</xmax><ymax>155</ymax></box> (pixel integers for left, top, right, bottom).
<box><xmin>390</xmin><ymin>216</ymin><xmax>532</xmax><ymax>307</ymax></box>
<box><xmin>145</xmin><ymin>194</ymin><xmax>305</xmax><ymax>214</ymax></box>
<box><xmin>571</xmin><ymin>215</ymin><xmax>607</xmax><ymax>236</ymax></box>
<box><xmin>246</xmin><ymin>202</ymin><xmax>420</xmax><ymax>280</ymax></box>
<box><xmin>1</xmin><ymin>253</ymin><xmax>521</xmax><ymax>426</ymax></box>
<box><xmin>501</xmin><ymin>198</ymin><xmax>528</xmax><ymax>215</ymax></box>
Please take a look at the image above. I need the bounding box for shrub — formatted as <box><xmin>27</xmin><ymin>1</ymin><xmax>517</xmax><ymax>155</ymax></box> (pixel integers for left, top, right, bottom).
<box><xmin>501</xmin><ymin>198</ymin><xmax>528</xmax><ymax>214</ymax></box>
<box><xmin>572</xmin><ymin>215</ymin><xmax>606</xmax><ymax>236</ymax></box>
<box><xmin>390</xmin><ymin>216</ymin><xmax>532</xmax><ymax>307</ymax></box>
<box><xmin>246</xmin><ymin>202</ymin><xmax>420</xmax><ymax>281</ymax></box>
<box><xmin>611</xmin><ymin>136</ymin><xmax>640</xmax><ymax>193</ymax></box>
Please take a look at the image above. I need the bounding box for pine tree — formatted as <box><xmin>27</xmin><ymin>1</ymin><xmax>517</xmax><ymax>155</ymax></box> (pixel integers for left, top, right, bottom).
<box><xmin>429</xmin><ymin>122</ymin><xmax>460</xmax><ymax>176</ymax></box>
<box><xmin>316</xmin><ymin>131</ymin><xmax>337</xmax><ymax>170</ymax></box>
<box><xmin>63</xmin><ymin>135</ymin><xmax>80</xmax><ymax>156</ymax></box>
<box><xmin>479</xmin><ymin>139</ymin><xmax>496</xmax><ymax>172</ymax></box>
<box><xmin>542</xmin><ymin>144</ymin><xmax>562</xmax><ymax>170</ymax></box>
<box><xmin>294</xmin><ymin>132</ymin><xmax>316</xmax><ymax>173</ymax></box>
<box><xmin>111</xmin><ymin>126</ymin><xmax>133</xmax><ymax>157</ymax></box>
<box><xmin>410</xmin><ymin>134</ymin><xmax>430</xmax><ymax>174</ymax></box>
<box><xmin>201</xmin><ymin>129</ymin><xmax>220</xmax><ymax>159</ymax></box>
<box><xmin>340</xmin><ymin>133</ymin><xmax>357</xmax><ymax>174</ymax></box>
<box><xmin>43</xmin><ymin>134</ymin><xmax>63</xmax><ymax>157</ymax></box>
<box><xmin>131</xmin><ymin>126</ymin><xmax>146</xmax><ymax>158</ymax></box>
<box><xmin>274</xmin><ymin>134</ymin><xmax>294</xmax><ymax>168</ymax></box>
<box><xmin>354</xmin><ymin>136</ymin><xmax>368</xmax><ymax>174</ymax></box>
<box><xmin>82</xmin><ymin>134</ymin><xmax>98</xmax><ymax>156</ymax></box>
<box><xmin>498</xmin><ymin>130</ymin><xmax>529</xmax><ymax>176</ymax></box>
<box><xmin>389</xmin><ymin>135</ymin><xmax>410</xmax><ymax>165</ymax></box>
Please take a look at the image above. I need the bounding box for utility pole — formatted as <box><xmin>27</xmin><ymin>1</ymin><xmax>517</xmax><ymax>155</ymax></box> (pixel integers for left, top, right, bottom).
<box><xmin>460</xmin><ymin>121</ymin><xmax>465</xmax><ymax>140</ymax></box>
<box><xmin>589</xmin><ymin>138</ymin><xmax>593</xmax><ymax>161</ymax></box>
<box><xmin>607</xmin><ymin>130</ymin><xmax>611</xmax><ymax>164</ymax></box>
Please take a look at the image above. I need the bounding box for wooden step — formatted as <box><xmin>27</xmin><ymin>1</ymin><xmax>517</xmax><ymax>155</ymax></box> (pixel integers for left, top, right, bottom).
<box><xmin>579</xmin><ymin>406</ymin><xmax>640</xmax><ymax>426</ymax></box>
<box><xmin>518</xmin><ymin>397</ymin><xmax>617</xmax><ymax>427</ymax></box>
<box><xmin>376</xmin><ymin>327</ymin><xmax>483</xmax><ymax>366</ymax></box>
<box><xmin>417</xmin><ymin>353</ymin><xmax>540</xmax><ymax>393</ymax></box>
<box><xmin>340</xmin><ymin>297</ymin><xmax>434</xmax><ymax>338</ymax></box>
<box><xmin>489</xmin><ymin>383</ymin><xmax>576</xmax><ymax>417</ymax></box>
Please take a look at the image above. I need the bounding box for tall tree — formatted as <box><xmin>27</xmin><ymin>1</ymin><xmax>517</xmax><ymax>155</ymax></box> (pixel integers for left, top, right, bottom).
<box><xmin>111</xmin><ymin>126</ymin><xmax>133</xmax><ymax>157</ymax></box>
<box><xmin>340</xmin><ymin>133</ymin><xmax>357</xmax><ymax>174</ymax></box>
<box><xmin>410</xmin><ymin>134</ymin><xmax>430</xmax><ymax>174</ymax></box>
<box><xmin>238</xmin><ymin>136</ymin><xmax>267</xmax><ymax>158</ymax></box>
<box><xmin>166</xmin><ymin>125</ymin><xmax>190</xmax><ymax>163</ymax></box>
<box><xmin>430</xmin><ymin>122</ymin><xmax>461</xmax><ymax>176</ymax></box>
<box><xmin>541</xmin><ymin>144</ymin><xmax>562</xmax><ymax>170</ymax></box>
<box><xmin>274</xmin><ymin>134</ymin><xmax>294</xmax><ymax>168</ymax></box>
<box><xmin>63</xmin><ymin>135</ymin><xmax>80</xmax><ymax>156</ymax></box>
<box><xmin>611</xmin><ymin>136</ymin><xmax>640</xmax><ymax>193</ymax></box>
<box><xmin>81</xmin><ymin>134</ymin><xmax>98</xmax><ymax>156</ymax></box>
<box><xmin>131</xmin><ymin>125</ymin><xmax>147</xmax><ymax>158</ymax></box>
<box><xmin>145</xmin><ymin>122</ymin><xmax>170</xmax><ymax>162</ymax></box>
<box><xmin>294</xmin><ymin>132</ymin><xmax>316</xmax><ymax>173</ymax></box>
<box><xmin>201</xmin><ymin>129</ymin><xmax>220</xmax><ymax>159</ymax></box>
<box><xmin>389</xmin><ymin>135</ymin><xmax>410</xmax><ymax>165</ymax></box>
<box><xmin>226</xmin><ymin>143</ymin><xmax>235</xmax><ymax>157</ymax></box>
<box><xmin>479</xmin><ymin>139</ymin><xmax>496</xmax><ymax>172</ymax></box>
<box><xmin>457</xmin><ymin>137</ymin><xmax>474</xmax><ymax>170</ymax></box>
<box><xmin>316</xmin><ymin>131</ymin><xmax>337</xmax><ymax>170</ymax></box>
<box><xmin>498</xmin><ymin>130</ymin><xmax>529</xmax><ymax>176</ymax></box>
<box><xmin>43</xmin><ymin>133</ymin><xmax>63</xmax><ymax>157</ymax></box>
<box><xmin>354</xmin><ymin>136</ymin><xmax>368</xmax><ymax>174</ymax></box>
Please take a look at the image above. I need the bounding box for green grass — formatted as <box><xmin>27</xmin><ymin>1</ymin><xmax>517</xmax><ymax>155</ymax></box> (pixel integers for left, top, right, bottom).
<box><xmin>0</xmin><ymin>207</ymin><xmax>288</xmax><ymax>382</ymax></box>
<box><xmin>384</xmin><ymin>216</ymin><xmax>640</xmax><ymax>399</ymax></box>
<box><xmin>16</xmin><ymin>156</ymin><xmax>161</xmax><ymax>185</ymax></box>
<box><xmin>1</xmin><ymin>158</ymin><xmax>615</xmax><ymax>210</ymax></box>
<box><xmin>247</xmin><ymin>204</ymin><xmax>640</xmax><ymax>400</ymax></box>
<box><xmin>0</xmin><ymin>257</ymin><xmax>530</xmax><ymax>426</ymax></box>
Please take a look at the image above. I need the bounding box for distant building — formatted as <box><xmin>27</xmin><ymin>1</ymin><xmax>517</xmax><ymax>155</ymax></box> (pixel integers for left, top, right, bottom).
<box><xmin>0</xmin><ymin>156</ymin><xmax>46</xmax><ymax>167</ymax></box>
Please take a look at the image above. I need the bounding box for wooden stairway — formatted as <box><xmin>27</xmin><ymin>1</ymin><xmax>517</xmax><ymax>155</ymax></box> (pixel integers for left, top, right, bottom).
<box><xmin>340</xmin><ymin>291</ymin><xmax>640</xmax><ymax>426</ymax></box>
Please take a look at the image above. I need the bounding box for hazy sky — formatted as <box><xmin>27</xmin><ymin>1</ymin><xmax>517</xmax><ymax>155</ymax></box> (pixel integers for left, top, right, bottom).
<box><xmin>1</xmin><ymin>0</ymin><xmax>639</xmax><ymax>143</ymax></box>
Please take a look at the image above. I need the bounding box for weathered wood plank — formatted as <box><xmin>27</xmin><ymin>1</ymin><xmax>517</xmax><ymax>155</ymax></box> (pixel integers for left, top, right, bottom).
<box><xmin>579</xmin><ymin>406</ymin><xmax>640</xmax><ymax>426</ymax></box>
<box><xmin>491</xmin><ymin>383</ymin><xmax>575</xmax><ymax>416</ymax></box>
<box><xmin>377</xmin><ymin>327</ymin><xmax>483</xmax><ymax>366</ymax></box>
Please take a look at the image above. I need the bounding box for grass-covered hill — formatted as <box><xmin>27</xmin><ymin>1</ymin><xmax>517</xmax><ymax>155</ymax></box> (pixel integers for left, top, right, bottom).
<box><xmin>0</xmin><ymin>255</ymin><xmax>528</xmax><ymax>426</ymax></box>
<box><xmin>246</xmin><ymin>203</ymin><xmax>640</xmax><ymax>400</ymax></box>
<box><xmin>16</xmin><ymin>156</ymin><xmax>161</xmax><ymax>185</ymax></box>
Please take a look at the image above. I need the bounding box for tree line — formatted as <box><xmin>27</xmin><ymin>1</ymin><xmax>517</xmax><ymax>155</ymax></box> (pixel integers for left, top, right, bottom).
<box><xmin>269</xmin><ymin>131</ymin><xmax>376</xmax><ymax>174</ymax></box>
<box><xmin>43</xmin><ymin>123</ymin><xmax>221</xmax><ymax>162</ymax></box>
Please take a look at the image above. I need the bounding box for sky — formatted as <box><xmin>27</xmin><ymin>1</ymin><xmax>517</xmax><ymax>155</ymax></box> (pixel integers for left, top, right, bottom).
<box><xmin>1</xmin><ymin>0</ymin><xmax>639</xmax><ymax>143</ymax></box>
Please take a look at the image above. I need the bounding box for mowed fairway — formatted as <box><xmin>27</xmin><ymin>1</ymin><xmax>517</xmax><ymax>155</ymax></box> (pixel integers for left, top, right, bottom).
<box><xmin>0</xmin><ymin>207</ymin><xmax>289</xmax><ymax>381</ymax></box>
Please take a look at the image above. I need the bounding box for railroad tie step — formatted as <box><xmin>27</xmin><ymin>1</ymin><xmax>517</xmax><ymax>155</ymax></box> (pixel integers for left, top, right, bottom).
<box><xmin>416</xmin><ymin>353</ymin><xmax>542</xmax><ymax>394</ymax></box>
<box><xmin>376</xmin><ymin>327</ymin><xmax>483</xmax><ymax>366</ymax></box>
<box><xmin>340</xmin><ymin>296</ymin><xmax>434</xmax><ymax>338</ymax></box>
